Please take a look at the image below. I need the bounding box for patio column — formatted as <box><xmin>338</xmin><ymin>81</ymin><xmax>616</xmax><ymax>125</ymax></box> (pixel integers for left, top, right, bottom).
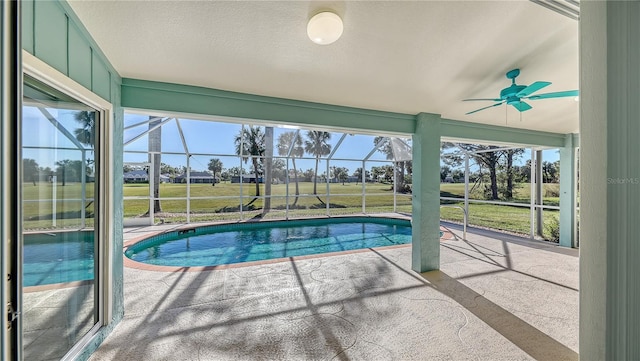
<box><xmin>412</xmin><ymin>112</ymin><xmax>441</xmax><ymax>272</ymax></box>
<box><xmin>581</xmin><ymin>2</ymin><xmax>640</xmax><ymax>359</ymax></box>
<box><xmin>559</xmin><ymin>134</ymin><xmax>577</xmax><ymax>248</ymax></box>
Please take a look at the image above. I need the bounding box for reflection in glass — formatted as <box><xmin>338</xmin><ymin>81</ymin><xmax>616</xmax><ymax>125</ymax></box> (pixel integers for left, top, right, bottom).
<box><xmin>22</xmin><ymin>76</ymin><xmax>99</xmax><ymax>360</ymax></box>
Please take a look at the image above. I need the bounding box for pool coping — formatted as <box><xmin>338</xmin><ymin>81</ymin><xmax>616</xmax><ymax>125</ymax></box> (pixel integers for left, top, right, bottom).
<box><xmin>24</xmin><ymin>280</ymin><xmax>93</xmax><ymax>293</ymax></box>
<box><xmin>123</xmin><ymin>216</ymin><xmax>456</xmax><ymax>273</ymax></box>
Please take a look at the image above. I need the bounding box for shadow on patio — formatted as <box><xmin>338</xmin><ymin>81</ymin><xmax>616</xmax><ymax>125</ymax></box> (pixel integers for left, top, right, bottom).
<box><xmin>90</xmin><ymin>226</ymin><xmax>579</xmax><ymax>360</ymax></box>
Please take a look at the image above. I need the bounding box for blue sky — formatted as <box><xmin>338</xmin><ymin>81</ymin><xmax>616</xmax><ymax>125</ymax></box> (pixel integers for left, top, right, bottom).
<box><xmin>23</xmin><ymin>106</ymin><xmax>93</xmax><ymax>170</ymax></box>
<box><xmin>123</xmin><ymin>113</ymin><xmax>559</xmax><ymax>175</ymax></box>
<box><xmin>124</xmin><ymin>113</ymin><xmax>394</xmax><ymax>174</ymax></box>
<box><xmin>20</xmin><ymin>106</ymin><xmax>559</xmax><ymax>175</ymax></box>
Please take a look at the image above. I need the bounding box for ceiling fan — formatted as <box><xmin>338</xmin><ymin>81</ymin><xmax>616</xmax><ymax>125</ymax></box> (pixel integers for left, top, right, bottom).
<box><xmin>463</xmin><ymin>68</ymin><xmax>579</xmax><ymax>115</ymax></box>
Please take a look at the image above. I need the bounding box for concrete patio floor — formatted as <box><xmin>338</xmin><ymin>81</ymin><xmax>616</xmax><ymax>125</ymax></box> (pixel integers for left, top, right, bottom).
<box><xmin>90</xmin><ymin>222</ymin><xmax>578</xmax><ymax>361</ymax></box>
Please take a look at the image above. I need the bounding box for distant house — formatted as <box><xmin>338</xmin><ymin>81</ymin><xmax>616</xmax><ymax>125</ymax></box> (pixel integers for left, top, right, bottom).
<box><xmin>159</xmin><ymin>174</ymin><xmax>171</xmax><ymax>183</ymax></box>
<box><xmin>230</xmin><ymin>174</ymin><xmax>263</xmax><ymax>183</ymax></box>
<box><xmin>123</xmin><ymin>169</ymin><xmax>148</xmax><ymax>183</ymax></box>
<box><xmin>174</xmin><ymin>171</ymin><xmax>216</xmax><ymax>184</ymax></box>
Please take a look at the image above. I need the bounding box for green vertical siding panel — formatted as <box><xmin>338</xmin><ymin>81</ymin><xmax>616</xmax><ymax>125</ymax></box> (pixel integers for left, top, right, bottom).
<box><xmin>605</xmin><ymin>3</ymin><xmax>640</xmax><ymax>359</ymax></box>
<box><xmin>91</xmin><ymin>54</ymin><xmax>111</xmax><ymax>101</ymax></box>
<box><xmin>33</xmin><ymin>1</ymin><xmax>68</xmax><ymax>74</ymax></box>
<box><xmin>67</xmin><ymin>23</ymin><xmax>92</xmax><ymax>90</ymax></box>
<box><xmin>21</xmin><ymin>0</ymin><xmax>34</xmax><ymax>53</ymax></box>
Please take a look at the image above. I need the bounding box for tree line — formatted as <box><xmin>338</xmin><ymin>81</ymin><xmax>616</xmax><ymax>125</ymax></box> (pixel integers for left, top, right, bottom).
<box><xmin>441</xmin><ymin>143</ymin><xmax>561</xmax><ymax>200</ymax></box>
<box><xmin>23</xmin><ymin>110</ymin><xmax>95</xmax><ymax>186</ymax></box>
<box><xmin>142</xmin><ymin>122</ymin><xmax>411</xmax><ymax>214</ymax></box>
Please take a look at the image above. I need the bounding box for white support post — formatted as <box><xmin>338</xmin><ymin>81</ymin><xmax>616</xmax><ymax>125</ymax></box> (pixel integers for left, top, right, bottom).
<box><xmin>464</xmin><ymin>153</ymin><xmax>469</xmax><ymax>229</ymax></box>
<box><xmin>393</xmin><ymin>164</ymin><xmax>397</xmax><ymax>212</ymax></box>
<box><xmin>149</xmin><ymin>162</ymin><xmax>154</xmax><ymax>225</ymax></box>
<box><xmin>326</xmin><ymin>161</ymin><xmax>330</xmax><ymax>216</ymax></box>
<box><xmin>361</xmin><ymin>160</ymin><xmax>366</xmax><ymax>213</ymax></box>
<box><xmin>529</xmin><ymin>149</ymin><xmax>535</xmax><ymax>239</ymax></box>
<box><xmin>239</xmin><ymin>125</ymin><xmax>244</xmax><ymax>221</ymax></box>
<box><xmin>285</xmin><ymin>158</ymin><xmax>289</xmax><ymax>220</ymax></box>
<box><xmin>52</xmin><ymin>176</ymin><xmax>57</xmax><ymax>227</ymax></box>
<box><xmin>81</xmin><ymin>150</ymin><xmax>86</xmax><ymax>228</ymax></box>
<box><xmin>186</xmin><ymin>155</ymin><xmax>191</xmax><ymax>223</ymax></box>
<box><xmin>536</xmin><ymin>150</ymin><xmax>544</xmax><ymax>237</ymax></box>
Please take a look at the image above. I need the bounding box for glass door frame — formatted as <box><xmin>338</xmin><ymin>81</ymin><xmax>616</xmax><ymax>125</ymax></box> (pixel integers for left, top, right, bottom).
<box><xmin>20</xmin><ymin>51</ymin><xmax>115</xmax><ymax>361</ymax></box>
<box><xmin>2</xmin><ymin>1</ymin><xmax>22</xmax><ymax>359</ymax></box>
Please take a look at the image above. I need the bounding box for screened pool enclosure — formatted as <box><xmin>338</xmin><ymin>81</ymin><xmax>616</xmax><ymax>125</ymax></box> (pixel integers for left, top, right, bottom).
<box><xmin>123</xmin><ymin>113</ymin><xmax>414</xmax><ymax>225</ymax></box>
<box><xmin>121</xmin><ymin>112</ymin><xmax>574</xmax><ymax>243</ymax></box>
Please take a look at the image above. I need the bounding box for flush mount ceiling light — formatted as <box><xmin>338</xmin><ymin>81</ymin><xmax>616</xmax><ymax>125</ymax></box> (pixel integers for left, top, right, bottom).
<box><xmin>307</xmin><ymin>12</ymin><xmax>343</xmax><ymax>45</ymax></box>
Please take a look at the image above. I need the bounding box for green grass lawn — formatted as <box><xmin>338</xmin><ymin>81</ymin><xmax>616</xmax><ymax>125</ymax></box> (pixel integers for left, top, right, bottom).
<box><xmin>123</xmin><ymin>181</ymin><xmax>405</xmax><ymax>217</ymax></box>
<box><xmin>22</xmin><ymin>180</ymin><xmax>561</xmax><ymax>240</ymax></box>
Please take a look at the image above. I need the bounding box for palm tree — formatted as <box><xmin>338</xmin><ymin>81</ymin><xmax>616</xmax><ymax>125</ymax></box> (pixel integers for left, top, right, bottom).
<box><xmin>74</xmin><ymin>111</ymin><xmax>95</xmax><ymax>148</ymax></box>
<box><xmin>208</xmin><ymin>158</ymin><xmax>223</xmax><ymax>186</ymax></box>
<box><xmin>304</xmin><ymin>131</ymin><xmax>331</xmax><ymax>197</ymax></box>
<box><xmin>235</xmin><ymin>125</ymin><xmax>265</xmax><ymax>198</ymax></box>
<box><xmin>277</xmin><ymin>131</ymin><xmax>304</xmax><ymax>206</ymax></box>
<box><xmin>374</xmin><ymin>136</ymin><xmax>409</xmax><ymax>192</ymax></box>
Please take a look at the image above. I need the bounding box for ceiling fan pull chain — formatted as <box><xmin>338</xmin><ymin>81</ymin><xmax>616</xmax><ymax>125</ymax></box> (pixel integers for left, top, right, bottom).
<box><xmin>505</xmin><ymin>104</ymin><xmax>508</xmax><ymax>125</ymax></box>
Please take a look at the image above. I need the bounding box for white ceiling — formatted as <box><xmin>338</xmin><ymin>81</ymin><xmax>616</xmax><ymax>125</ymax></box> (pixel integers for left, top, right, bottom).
<box><xmin>68</xmin><ymin>0</ymin><xmax>579</xmax><ymax>134</ymax></box>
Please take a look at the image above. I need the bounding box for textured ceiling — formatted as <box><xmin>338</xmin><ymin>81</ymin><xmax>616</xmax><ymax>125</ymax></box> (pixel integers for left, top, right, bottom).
<box><xmin>68</xmin><ymin>0</ymin><xmax>579</xmax><ymax>134</ymax></box>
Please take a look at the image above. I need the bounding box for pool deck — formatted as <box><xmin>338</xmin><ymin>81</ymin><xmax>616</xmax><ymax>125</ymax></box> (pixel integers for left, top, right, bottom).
<box><xmin>90</xmin><ymin>216</ymin><xmax>579</xmax><ymax>360</ymax></box>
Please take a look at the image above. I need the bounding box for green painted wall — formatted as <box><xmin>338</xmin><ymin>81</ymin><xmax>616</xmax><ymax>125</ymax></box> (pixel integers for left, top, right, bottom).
<box><xmin>21</xmin><ymin>1</ymin><xmax>124</xmax><ymax>359</ymax></box>
<box><xmin>22</xmin><ymin>0</ymin><xmax>117</xmax><ymax>102</ymax></box>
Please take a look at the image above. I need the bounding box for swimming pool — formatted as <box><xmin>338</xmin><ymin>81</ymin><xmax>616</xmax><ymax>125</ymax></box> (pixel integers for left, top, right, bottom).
<box><xmin>23</xmin><ymin>231</ymin><xmax>94</xmax><ymax>287</ymax></box>
<box><xmin>126</xmin><ymin>217</ymin><xmax>417</xmax><ymax>268</ymax></box>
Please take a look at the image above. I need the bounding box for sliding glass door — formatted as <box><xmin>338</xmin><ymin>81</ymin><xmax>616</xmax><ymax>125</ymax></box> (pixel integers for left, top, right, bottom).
<box><xmin>21</xmin><ymin>75</ymin><xmax>102</xmax><ymax>360</ymax></box>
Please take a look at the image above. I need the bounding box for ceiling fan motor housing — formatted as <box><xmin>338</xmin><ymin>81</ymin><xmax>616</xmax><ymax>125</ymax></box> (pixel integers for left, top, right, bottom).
<box><xmin>500</xmin><ymin>84</ymin><xmax>526</xmax><ymax>104</ymax></box>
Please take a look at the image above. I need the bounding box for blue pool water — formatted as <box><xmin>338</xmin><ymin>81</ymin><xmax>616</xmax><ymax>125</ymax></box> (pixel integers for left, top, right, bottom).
<box><xmin>126</xmin><ymin>217</ymin><xmax>414</xmax><ymax>267</ymax></box>
<box><xmin>23</xmin><ymin>232</ymin><xmax>94</xmax><ymax>287</ymax></box>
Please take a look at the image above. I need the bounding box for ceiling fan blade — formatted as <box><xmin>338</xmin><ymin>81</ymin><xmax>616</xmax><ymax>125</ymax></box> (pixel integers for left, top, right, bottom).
<box><xmin>516</xmin><ymin>81</ymin><xmax>551</xmax><ymax>97</ymax></box>
<box><xmin>527</xmin><ymin>90</ymin><xmax>579</xmax><ymax>100</ymax></box>
<box><xmin>463</xmin><ymin>98</ymin><xmax>502</xmax><ymax>102</ymax></box>
<box><xmin>511</xmin><ymin>101</ymin><xmax>532</xmax><ymax>112</ymax></box>
<box><xmin>465</xmin><ymin>102</ymin><xmax>504</xmax><ymax>115</ymax></box>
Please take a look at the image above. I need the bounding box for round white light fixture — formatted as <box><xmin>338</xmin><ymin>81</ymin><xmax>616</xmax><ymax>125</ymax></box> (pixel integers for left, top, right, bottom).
<box><xmin>307</xmin><ymin>12</ymin><xmax>343</xmax><ymax>45</ymax></box>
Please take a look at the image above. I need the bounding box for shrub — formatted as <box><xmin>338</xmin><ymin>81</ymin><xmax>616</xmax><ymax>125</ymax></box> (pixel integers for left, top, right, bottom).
<box><xmin>544</xmin><ymin>215</ymin><xmax>560</xmax><ymax>242</ymax></box>
<box><xmin>544</xmin><ymin>185</ymin><xmax>560</xmax><ymax>198</ymax></box>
